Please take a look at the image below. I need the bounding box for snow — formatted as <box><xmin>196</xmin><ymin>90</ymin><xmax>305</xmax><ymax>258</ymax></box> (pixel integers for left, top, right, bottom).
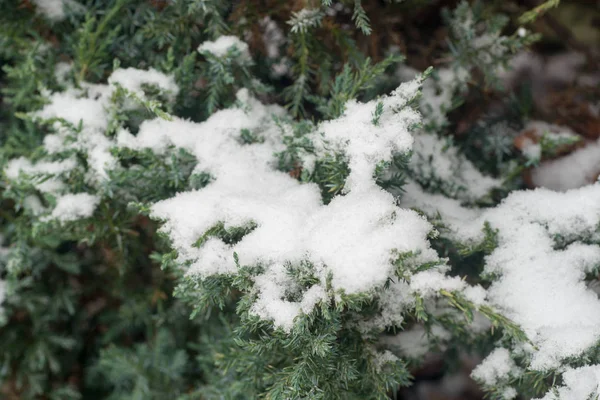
<box><xmin>401</xmin><ymin>180</ymin><xmax>481</xmax><ymax>236</ymax></box>
<box><xmin>35</xmin><ymin>87</ymin><xmax>110</xmax><ymax>131</ymax></box>
<box><xmin>150</xmin><ymin>160</ymin><xmax>436</xmax><ymax>330</ymax></box>
<box><xmin>108</xmin><ymin>68</ymin><xmax>179</xmax><ymax>100</ymax></box>
<box><xmin>309</xmin><ymin>192</ymin><xmax>432</xmax><ymax>292</ymax></box>
<box><xmin>382</xmin><ymin>325</ymin><xmax>451</xmax><ymax>358</ymax></box>
<box><xmin>44</xmin><ymin>193</ymin><xmax>100</xmax><ymax>223</ymax></box>
<box><xmin>9</xmin><ymin>32</ymin><xmax>600</xmax><ymax>397</ymax></box>
<box><xmin>37</xmin><ymin>67</ymin><xmax>177</xmax><ymax>136</ymax></box>
<box><xmin>500</xmin><ymin>52</ymin><xmax>589</xmax><ymax>115</ymax></box>
<box><xmin>33</xmin><ymin>84</ymin><xmax>116</xmax><ymax>183</ymax></box>
<box><xmin>517</xmin><ymin>121</ymin><xmax>579</xmax><ymax>150</ymax></box>
<box><xmin>129</xmin><ymin>74</ymin><xmax>442</xmax><ymax>330</ymax></box>
<box><xmin>24</xmin><ymin>195</ymin><xmax>46</xmax><ymax>215</ymax></box>
<box><xmin>520</xmin><ymin>139</ymin><xmax>542</xmax><ymax>161</ymax></box>
<box><xmin>535</xmin><ymin>365</ymin><xmax>600</xmax><ymax>400</ymax></box>
<box><xmin>471</xmin><ymin>348</ymin><xmax>518</xmax><ymax>386</ymax></box>
<box><xmin>470</xmin><ymin>311</ymin><xmax>492</xmax><ymax>333</ymax></box>
<box><xmin>503</xmin><ymin>387</ymin><xmax>518</xmax><ymax>400</ymax></box>
<box><xmin>373</xmin><ymin>350</ymin><xmax>399</xmax><ymax>371</ymax></box>
<box><xmin>4</xmin><ymin>67</ymin><xmax>178</xmax><ymax>225</ymax></box>
<box><xmin>35</xmin><ymin>67</ymin><xmax>177</xmax><ymax>182</ymax></box>
<box><xmin>54</xmin><ymin>62</ymin><xmax>72</xmax><ymax>86</ymax></box>
<box><xmin>420</xmin><ymin>67</ymin><xmax>469</xmax><ymax>127</ymax></box>
<box><xmin>418</xmin><ymin>184</ymin><xmax>600</xmax><ymax>370</ymax></box>
<box><xmin>260</xmin><ymin>17</ymin><xmax>289</xmax><ymax>77</ymax></box>
<box><xmin>314</xmin><ymin>77</ymin><xmax>423</xmax><ymax>192</ymax></box>
<box><xmin>4</xmin><ymin>157</ymin><xmax>76</xmax><ymax>194</ymax></box>
<box><xmin>260</xmin><ymin>17</ymin><xmax>285</xmax><ymax>59</ymax></box>
<box><xmin>410</xmin><ymin>132</ymin><xmax>500</xmax><ymax>200</ymax></box>
<box><xmin>403</xmin><ymin>56</ymin><xmax>600</xmax><ymax>371</ymax></box>
<box><xmin>198</xmin><ymin>36</ymin><xmax>250</xmax><ymax>60</ymax></box>
<box><xmin>31</xmin><ymin>0</ymin><xmax>71</xmax><ymax>21</ymax></box>
<box><xmin>531</xmin><ymin>139</ymin><xmax>600</xmax><ymax>191</ymax></box>
<box><xmin>463</xmin><ymin>285</ymin><xmax>487</xmax><ymax>306</ymax></box>
<box><xmin>391</xmin><ymin>42</ymin><xmax>600</xmax><ymax>390</ymax></box>
<box><xmin>361</xmin><ymin>280</ymin><xmax>414</xmax><ymax>332</ymax></box>
<box><xmin>4</xmin><ymin>157</ymin><xmax>76</xmax><ymax>180</ymax></box>
<box><xmin>410</xmin><ymin>271</ymin><xmax>465</xmax><ymax>297</ymax></box>
<box><xmin>287</xmin><ymin>8</ymin><xmax>323</xmax><ymax>34</ymax></box>
<box><xmin>404</xmin><ymin>148</ymin><xmax>600</xmax><ymax>372</ymax></box>
<box><xmin>251</xmin><ymin>267</ymin><xmax>328</xmax><ymax>331</ymax></box>
<box><xmin>251</xmin><ymin>264</ymin><xmax>314</xmax><ymax>332</ymax></box>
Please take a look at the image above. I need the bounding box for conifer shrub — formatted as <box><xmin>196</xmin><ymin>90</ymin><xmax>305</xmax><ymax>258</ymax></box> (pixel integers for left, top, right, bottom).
<box><xmin>1</xmin><ymin>0</ymin><xmax>599</xmax><ymax>399</ymax></box>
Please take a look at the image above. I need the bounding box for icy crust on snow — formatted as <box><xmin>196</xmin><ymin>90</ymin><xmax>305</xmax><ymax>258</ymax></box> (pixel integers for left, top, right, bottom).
<box><xmin>405</xmin><ymin>182</ymin><xmax>600</xmax><ymax>371</ymax></box>
<box><xmin>535</xmin><ymin>365</ymin><xmax>600</xmax><ymax>400</ymax></box>
<box><xmin>136</xmin><ymin>83</ymin><xmax>441</xmax><ymax>331</ymax></box>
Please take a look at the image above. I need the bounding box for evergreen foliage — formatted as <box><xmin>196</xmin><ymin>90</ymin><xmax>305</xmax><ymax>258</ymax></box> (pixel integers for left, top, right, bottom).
<box><xmin>0</xmin><ymin>1</ymin><xmax>598</xmax><ymax>399</ymax></box>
